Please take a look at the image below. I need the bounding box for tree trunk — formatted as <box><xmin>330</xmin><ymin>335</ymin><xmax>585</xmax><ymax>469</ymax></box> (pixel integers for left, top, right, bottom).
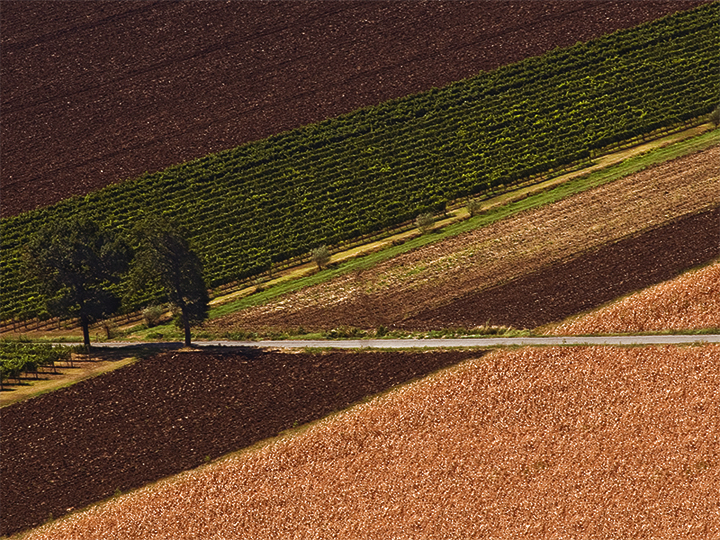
<box><xmin>81</xmin><ymin>314</ymin><xmax>91</xmax><ymax>350</ymax></box>
<box><xmin>183</xmin><ymin>310</ymin><xmax>192</xmax><ymax>347</ymax></box>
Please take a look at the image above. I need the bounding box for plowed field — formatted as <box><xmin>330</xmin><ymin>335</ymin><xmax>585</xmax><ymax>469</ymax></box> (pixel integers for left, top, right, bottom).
<box><xmin>401</xmin><ymin>209</ymin><xmax>720</xmax><ymax>330</ymax></box>
<box><xmin>205</xmin><ymin>146</ymin><xmax>720</xmax><ymax>333</ymax></box>
<box><xmin>0</xmin><ymin>348</ymin><xmax>482</xmax><ymax>536</ymax></box>
<box><xmin>20</xmin><ymin>345</ymin><xmax>720</xmax><ymax>539</ymax></box>
<box><xmin>546</xmin><ymin>260</ymin><xmax>720</xmax><ymax>334</ymax></box>
<box><xmin>1</xmin><ymin>1</ymin><xmax>706</xmax><ymax>217</ymax></box>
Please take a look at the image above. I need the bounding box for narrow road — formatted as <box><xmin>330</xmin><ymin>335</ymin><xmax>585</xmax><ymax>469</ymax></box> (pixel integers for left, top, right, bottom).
<box><xmin>89</xmin><ymin>334</ymin><xmax>720</xmax><ymax>350</ymax></box>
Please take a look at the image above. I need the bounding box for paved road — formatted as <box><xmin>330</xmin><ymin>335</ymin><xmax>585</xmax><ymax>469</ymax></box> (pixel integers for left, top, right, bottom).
<box><xmin>88</xmin><ymin>335</ymin><xmax>720</xmax><ymax>350</ymax></box>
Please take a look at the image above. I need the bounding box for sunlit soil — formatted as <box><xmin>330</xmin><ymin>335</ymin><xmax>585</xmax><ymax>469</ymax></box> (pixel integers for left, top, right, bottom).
<box><xmin>547</xmin><ymin>260</ymin><xmax>720</xmax><ymax>335</ymax></box>
<box><xmin>23</xmin><ymin>345</ymin><xmax>720</xmax><ymax>539</ymax></box>
<box><xmin>207</xmin><ymin>145</ymin><xmax>720</xmax><ymax>331</ymax></box>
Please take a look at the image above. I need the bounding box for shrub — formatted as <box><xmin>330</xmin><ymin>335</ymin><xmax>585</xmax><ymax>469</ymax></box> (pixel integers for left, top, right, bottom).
<box><xmin>311</xmin><ymin>245</ymin><xmax>331</xmax><ymax>269</ymax></box>
<box><xmin>142</xmin><ymin>305</ymin><xmax>165</xmax><ymax>328</ymax></box>
<box><xmin>709</xmin><ymin>104</ymin><xmax>720</xmax><ymax>127</ymax></box>
<box><xmin>415</xmin><ymin>212</ymin><xmax>435</xmax><ymax>234</ymax></box>
<box><xmin>326</xmin><ymin>326</ymin><xmax>366</xmax><ymax>338</ymax></box>
<box><xmin>466</xmin><ymin>198</ymin><xmax>483</xmax><ymax>217</ymax></box>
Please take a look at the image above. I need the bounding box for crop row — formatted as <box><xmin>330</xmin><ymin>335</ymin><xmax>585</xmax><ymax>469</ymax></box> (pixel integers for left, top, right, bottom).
<box><xmin>1</xmin><ymin>2</ymin><xmax>718</xmax><ymax>320</ymax></box>
<box><xmin>0</xmin><ymin>342</ymin><xmax>71</xmax><ymax>387</ymax></box>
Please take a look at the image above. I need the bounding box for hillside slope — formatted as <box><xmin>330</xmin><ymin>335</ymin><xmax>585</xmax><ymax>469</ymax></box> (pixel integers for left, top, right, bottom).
<box><xmin>204</xmin><ymin>144</ymin><xmax>720</xmax><ymax>333</ymax></box>
<box><xmin>3</xmin><ymin>4</ymin><xmax>717</xmax><ymax>324</ymax></box>
<box><xmin>545</xmin><ymin>260</ymin><xmax>720</xmax><ymax>334</ymax></box>
<box><xmin>1</xmin><ymin>0</ymin><xmax>707</xmax><ymax>216</ymax></box>
<box><xmin>0</xmin><ymin>349</ymin><xmax>482</xmax><ymax>535</ymax></box>
<box><xmin>19</xmin><ymin>345</ymin><xmax>720</xmax><ymax>539</ymax></box>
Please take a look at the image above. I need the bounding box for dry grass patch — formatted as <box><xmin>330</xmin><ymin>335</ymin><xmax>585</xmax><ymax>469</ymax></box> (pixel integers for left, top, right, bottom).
<box><xmin>23</xmin><ymin>345</ymin><xmax>720</xmax><ymax>539</ymax></box>
<box><xmin>207</xmin><ymin>145</ymin><xmax>720</xmax><ymax>331</ymax></box>
<box><xmin>547</xmin><ymin>260</ymin><xmax>720</xmax><ymax>335</ymax></box>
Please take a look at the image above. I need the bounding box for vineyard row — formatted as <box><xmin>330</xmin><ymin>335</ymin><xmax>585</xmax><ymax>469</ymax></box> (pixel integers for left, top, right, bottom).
<box><xmin>1</xmin><ymin>2</ymin><xmax>718</xmax><ymax>321</ymax></box>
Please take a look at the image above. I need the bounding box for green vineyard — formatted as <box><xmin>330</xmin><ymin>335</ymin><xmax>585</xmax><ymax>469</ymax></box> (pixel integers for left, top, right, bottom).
<box><xmin>1</xmin><ymin>2</ymin><xmax>718</xmax><ymax>321</ymax></box>
<box><xmin>0</xmin><ymin>342</ymin><xmax>71</xmax><ymax>387</ymax></box>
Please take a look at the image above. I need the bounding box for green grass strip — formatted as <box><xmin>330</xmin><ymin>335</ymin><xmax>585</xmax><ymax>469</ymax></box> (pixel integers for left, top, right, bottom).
<box><xmin>208</xmin><ymin>128</ymin><xmax>719</xmax><ymax>320</ymax></box>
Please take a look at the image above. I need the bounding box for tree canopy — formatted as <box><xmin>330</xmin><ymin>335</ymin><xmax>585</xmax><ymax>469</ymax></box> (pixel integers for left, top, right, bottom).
<box><xmin>24</xmin><ymin>216</ymin><xmax>130</xmax><ymax>347</ymax></box>
<box><xmin>127</xmin><ymin>215</ymin><xmax>209</xmax><ymax>347</ymax></box>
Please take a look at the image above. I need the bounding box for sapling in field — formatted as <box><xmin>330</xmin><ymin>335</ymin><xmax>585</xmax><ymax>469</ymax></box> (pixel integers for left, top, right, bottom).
<box><xmin>709</xmin><ymin>104</ymin><xmax>720</xmax><ymax>127</ymax></box>
<box><xmin>312</xmin><ymin>245</ymin><xmax>331</xmax><ymax>269</ymax></box>
<box><xmin>415</xmin><ymin>212</ymin><xmax>435</xmax><ymax>234</ymax></box>
<box><xmin>466</xmin><ymin>198</ymin><xmax>483</xmax><ymax>217</ymax></box>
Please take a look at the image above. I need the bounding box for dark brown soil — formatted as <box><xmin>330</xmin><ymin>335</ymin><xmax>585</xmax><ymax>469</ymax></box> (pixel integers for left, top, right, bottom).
<box><xmin>0</xmin><ymin>348</ymin><xmax>484</xmax><ymax>536</ymax></box>
<box><xmin>1</xmin><ymin>1</ymin><xmax>706</xmax><ymax>217</ymax></box>
<box><xmin>399</xmin><ymin>207</ymin><xmax>720</xmax><ymax>330</ymax></box>
<box><xmin>220</xmin><ymin>207</ymin><xmax>719</xmax><ymax>333</ymax></box>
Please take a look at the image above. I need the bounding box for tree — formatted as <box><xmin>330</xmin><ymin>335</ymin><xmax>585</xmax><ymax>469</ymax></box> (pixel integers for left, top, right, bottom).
<box><xmin>466</xmin><ymin>198</ymin><xmax>483</xmax><ymax>217</ymax></box>
<box><xmin>24</xmin><ymin>217</ymin><xmax>130</xmax><ymax>348</ymax></box>
<box><xmin>311</xmin><ymin>245</ymin><xmax>331</xmax><ymax>269</ymax></box>
<box><xmin>710</xmin><ymin>104</ymin><xmax>720</xmax><ymax>127</ymax></box>
<box><xmin>128</xmin><ymin>215</ymin><xmax>208</xmax><ymax>347</ymax></box>
<box><xmin>415</xmin><ymin>212</ymin><xmax>435</xmax><ymax>234</ymax></box>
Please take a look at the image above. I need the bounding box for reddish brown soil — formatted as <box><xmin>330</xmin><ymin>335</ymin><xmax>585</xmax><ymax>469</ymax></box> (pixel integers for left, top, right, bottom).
<box><xmin>0</xmin><ymin>348</ymin><xmax>483</xmax><ymax>536</ymax></box>
<box><xmin>214</xmin><ymin>207</ymin><xmax>720</xmax><ymax>333</ymax></box>
<box><xmin>1</xmin><ymin>1</ymin><xmax>706</xmax><ymax>217</ymax></box>
<box><xmin>400</xmin><ymin>207</ymin><xmax>720</xmax><ymax>330</ymax></box>
<box><xmin>19</xmin><ymin>345</ymin><xmax>720</xmax><ymax>540</ymax></box>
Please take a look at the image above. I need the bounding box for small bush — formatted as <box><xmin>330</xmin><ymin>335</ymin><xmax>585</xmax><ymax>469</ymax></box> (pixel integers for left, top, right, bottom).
<box><xmin>325</xmin><ymin>326</ymin><xmax>367</xmax><ymax>339</ymax></box>
<box><xmin>710</xmin><ymin>104</ymin><xmax>720</xmax><ymax>127</ymax></box>
<box><xmin>142</xmin><ymin>305</ymin><xmax>165</xmax><ymax>328</ymax></box>
<box><xmin>466</xmin><ymin>198</ymin><xmax>483</xmax><ymax>217</ymax></box>
<box><xmin>312</xmin><ymin>245</ymin><xmax>331</xmax><ymax>269</ymax></box>
<box><xmin>415</xmin><ymin>212</ymin><xmax>435</xmax><ymax>234</ymax></box>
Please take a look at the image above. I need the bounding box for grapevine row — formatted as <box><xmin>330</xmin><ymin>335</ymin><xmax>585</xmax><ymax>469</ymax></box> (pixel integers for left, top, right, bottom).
<box><xmin>0</xmin><ymin>342</ymin><xmax>71</xmax><ymax>388</ymax></box>
<box><xmin>1</xmin><ymin>2</ymin><xmax>718</xmax><ymax>321</ymax></box>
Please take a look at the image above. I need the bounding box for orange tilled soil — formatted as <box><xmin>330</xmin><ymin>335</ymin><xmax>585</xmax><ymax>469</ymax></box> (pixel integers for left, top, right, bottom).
<box><xmin>25</xmin><ymin>345</ymin><xmax>720</xmax><ymax>540</ymax></box>
<box><xmin>547</xmin><ymin>260</ymin><xmax>720</xmax><ymax>335</ymax></box>
<box><xmin>206</xmin><ymin>145</ymin><xmax>720</xmax><ymax>332</ymax></box>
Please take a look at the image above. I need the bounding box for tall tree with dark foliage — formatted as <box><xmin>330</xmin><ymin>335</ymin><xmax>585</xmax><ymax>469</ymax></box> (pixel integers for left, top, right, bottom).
<box><xmin>128</xmin><ymin>216</ymin><xmax>209</xmax><ymax>347</ymax></box>
<box><xmin>24</xmin><ymin>217</ymin><xmax>130</xmax><ymax>348</ymax></box>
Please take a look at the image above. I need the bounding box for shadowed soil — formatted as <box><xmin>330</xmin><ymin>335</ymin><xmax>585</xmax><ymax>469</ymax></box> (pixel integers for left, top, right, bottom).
<box><xmin>0</xmin><ymin>348</ymin><xmax>484</xmax><ymax>536</ymax></box>
<box><xmin>1</xmin><ymin>1</ymin><xmax>705</xmax><ymax>217</ymax></box>
<box><xmin>204</xmin><ymin>145</ymin><xmax>719</xmax><ymax>334</ymax></box>
<box><xmin>545</xmin><ymin>260</ymin><xmax>720</xmax><ymax>334</ymax></box>
<box><xmin>400</xmin><ymin>207</ymin><xmax>720</xmax><ymax>330</ymax></box>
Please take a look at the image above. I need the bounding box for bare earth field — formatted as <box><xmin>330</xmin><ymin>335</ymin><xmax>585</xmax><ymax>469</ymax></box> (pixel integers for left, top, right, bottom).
<box><xmin>20</xmin><ymin>345</ymin><xmax>720</xmax><ymax>540</ymax></box>
<box><xmin>0</xmin><ymin>348</ymin><xmax>482</xmax><ymax>536</ymax></box>
<box><xmin>205</xmin><ymin>146</ymin><xmax>720</xmax><ymax>333</ymax></box>
<box><xmin>546</xmin><ymin>260</ymin><xmax>720</xmax><ymax>335</ymax></box>
<box><xmin>1</xmin><ymin>1</ymin><xmax>706</xmax><ymax>217</ymax></box>
<box><xmin>400</xmin><ymin>208</ymin><xmax>720</xmax><ymax>331</ymax></box>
